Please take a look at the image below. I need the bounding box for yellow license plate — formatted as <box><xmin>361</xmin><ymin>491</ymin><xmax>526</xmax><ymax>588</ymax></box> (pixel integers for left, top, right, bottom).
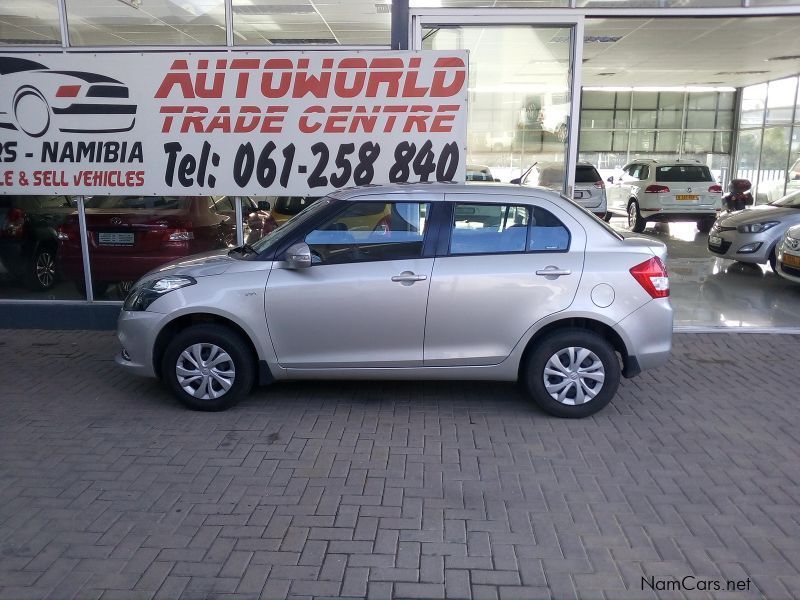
<box><xmin>676</xmin><ymin>195</ymin><xmax>699</xmax><ymax>201</ymax></box>
<box><xmin>783</xmin><ymin>253</ymin><xmax>800</xmax><ymax>268</ymax></box>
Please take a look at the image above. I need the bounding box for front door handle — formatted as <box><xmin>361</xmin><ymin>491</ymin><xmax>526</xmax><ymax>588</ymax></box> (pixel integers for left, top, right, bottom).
<box><xmin>536</xmin><ymin>266</ymin><xmax>572</xmax><ymax>278</ymax></box>
<box><xmin>392</xmin><ymin>271</ymin><xmax>427</xmax><ymax>285</ymax></box>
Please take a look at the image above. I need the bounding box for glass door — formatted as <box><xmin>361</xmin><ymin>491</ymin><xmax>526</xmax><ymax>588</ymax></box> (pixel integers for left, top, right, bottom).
<box><xmin>412</xmin><ymin>12</ymin><xmax>583</xmax><ymax>196</ymax></box>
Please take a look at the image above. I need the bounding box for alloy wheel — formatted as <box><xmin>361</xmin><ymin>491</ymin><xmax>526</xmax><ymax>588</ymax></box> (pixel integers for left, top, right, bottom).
<box><xmin>35</xmin><ymin>251</ymin><xmax>56</xmax><ymax>288</ymax></box>
<box><xmin>628</xmin><ymin>204</ymin><xmax>637</xmax><ymax>229</ymax></box>
<box><xmin>543</xmin><ymin>346</ymin><xmax>605</xmax><ymax>405</ymax></box>
<box><xmin>176</xmin><ymin>343</ymin><xmax>236</xmax><ymax>400</ymax></box>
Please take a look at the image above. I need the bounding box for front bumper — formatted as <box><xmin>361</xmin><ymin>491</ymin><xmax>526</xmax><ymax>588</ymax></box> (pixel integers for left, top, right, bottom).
<box><xmin>707</xmin><ymin>230</ymin><xmax>772</xmax><ymax>263</ymax></box>
<box><xmin>115</xmin><ymin>309</ymin><xmax>166</xmax><ymax>378</ymax></box>
<box><xmin>776</xmin><ymin>245</ymin><xmax>800</xmax><ymax>284</ymax></box>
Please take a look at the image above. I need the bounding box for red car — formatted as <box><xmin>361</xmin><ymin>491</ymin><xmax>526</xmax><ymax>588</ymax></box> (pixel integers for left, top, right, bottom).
<box><xmin>58</xmin><ymin>196</ymin><xmax>236</xmax><ymax>297</ymax></box>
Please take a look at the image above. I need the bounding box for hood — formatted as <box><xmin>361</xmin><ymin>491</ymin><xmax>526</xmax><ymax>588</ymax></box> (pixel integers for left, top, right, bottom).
<box><xmin>719</xmin><ymin>204</ymin><xmax>800</xmax><ymax>226</ymax></box>
<box><xmin>148</xmin><ymin>249</ymin><xmax>236</xmax><ymax>278</ymax></box>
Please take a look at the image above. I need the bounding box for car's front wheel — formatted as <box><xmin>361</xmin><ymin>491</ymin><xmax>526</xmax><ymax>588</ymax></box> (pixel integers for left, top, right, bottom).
<box><xmin>162</xmin><ymin>324</ymin><xmax>255</xmax><ymax>411</ymax></box>
<box><xmin>26</xmin><ymin>245</ymin><xmax>57</xmax><ymax>291</ymax></box>
<box><xmin>628</xmin><ymin>201</ymin><xmax>646</xmax><ymax>233</ymax></box>
<box><xmin>522</xmin><ymin>330</ymin><xmax>621</xmax><ymax>418</ymax></box>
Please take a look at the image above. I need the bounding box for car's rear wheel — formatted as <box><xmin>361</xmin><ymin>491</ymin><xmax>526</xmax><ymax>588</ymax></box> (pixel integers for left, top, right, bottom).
<box><xmin>522</xmin><ymin>330</ymin><xmax>620</xmax><ymax>418</ymax></box>
<box><xmin>162</xmin><ymin>324</ymin><xmax>255</xmax><ymax>411</ymax></box>
<box><xmin>697</xmin><ymin>218</ymin><xmax>715</xmax><ymax>233</ymax></box>
<box><xmin>628</xmin><ymin>201</ymin><xmax>646</xmax><ymax>233</ymax></box>
<box><xmin>26</xmin><ymin>245</ymin><xmax>57</xmax><ymax>291</ymax></box>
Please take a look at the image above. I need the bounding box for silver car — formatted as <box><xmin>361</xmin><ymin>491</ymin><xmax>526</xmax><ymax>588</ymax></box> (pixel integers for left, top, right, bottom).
<box><xmin>518</xmin><ymin>162</ymin><xmax>608</xmax><ymax>218</ymax></box>
<box><xmin>775</xmin><ymin>224</ymin><xmax>800</xmax><ymax>284</ymax></box>
<box><xmin>115</xmin><ymin>184</ymin><xmax>673</xmax><ymax>419</ymax></box>
<box><xmin>708</xmin><ymin>190</ymin><xmax>800</xmax><ymax>269</ymax></box>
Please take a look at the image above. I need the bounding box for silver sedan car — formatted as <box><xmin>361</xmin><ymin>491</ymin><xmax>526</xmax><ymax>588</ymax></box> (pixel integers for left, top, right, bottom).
<box><xmin>115</xmin><ymin>184</ymin><xmax>673</xmax><ymax>419</ymax></box>
<box><xmin>708</xmin><ymin>190</ymin><xmax>800</xmax><ymax>269</ymax></box>
<box><xmin>775</xmin><ymin>224</ymin><xmax>800</xmax><ymax>284</ymax></box>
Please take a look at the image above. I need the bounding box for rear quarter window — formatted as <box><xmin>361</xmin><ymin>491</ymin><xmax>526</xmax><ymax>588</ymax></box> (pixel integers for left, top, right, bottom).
<box><xmin>575</xmin><ymin>166</ymin><xmax>601</xmax><ymax>183</ymax></box>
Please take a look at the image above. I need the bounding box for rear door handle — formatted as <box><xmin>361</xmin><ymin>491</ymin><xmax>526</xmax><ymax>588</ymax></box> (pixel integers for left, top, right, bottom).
<box><xmin>536</xmin><ymin>267</ymin><xmax>572</xmax><ymax>277</ymax></box>
<box><xmin>392</xmin><ymin>271</ymin><xmax>427</xmax><ymax>284</ymax></box>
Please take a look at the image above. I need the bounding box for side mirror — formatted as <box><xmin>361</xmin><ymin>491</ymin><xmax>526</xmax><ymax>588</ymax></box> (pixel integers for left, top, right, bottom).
<box><xmin>257</xmin><ymin>200</ymin><xmax>271</xmax><ymax>211</ymax></box>
<box><xmin>606</xmin><ymin>176</ymin><xmax>614</xmax><ymax>183</ymax></box>
<box><xmin>284</xmin><ymin>242</ymin><xmax>312</xmax><ymax>269</ymax></box>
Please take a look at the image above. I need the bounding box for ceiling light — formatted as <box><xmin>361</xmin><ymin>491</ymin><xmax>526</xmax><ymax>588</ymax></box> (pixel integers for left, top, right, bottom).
<box><xmin>233</xmin><ymin>4</ymin><xmax>316</xmax><ymax>15</ymax></box>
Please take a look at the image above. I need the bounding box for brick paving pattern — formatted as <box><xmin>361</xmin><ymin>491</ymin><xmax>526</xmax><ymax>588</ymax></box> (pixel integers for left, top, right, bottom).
<box><xmin>0</xmin><ymin>330</ymin><xmax>798</xmax><ymax>600</ymax></box>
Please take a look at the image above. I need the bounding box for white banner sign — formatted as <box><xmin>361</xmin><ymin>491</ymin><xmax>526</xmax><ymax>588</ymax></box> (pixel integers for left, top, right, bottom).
<box><xmin>0</xmin><ymin>51</ymin><xmax>468</xmax><ymax>196</ymax></box>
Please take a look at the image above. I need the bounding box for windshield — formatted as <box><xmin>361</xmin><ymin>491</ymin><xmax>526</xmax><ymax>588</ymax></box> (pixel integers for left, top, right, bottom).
<box><xmin>770</xmin><ymin>190</ymin><xmax>800</xmax><ymax>208</ymax></box>
<box><xmin>249</xmin><ymin>197</ymin><xmax>333</xmax><ymax>254</ymax></box>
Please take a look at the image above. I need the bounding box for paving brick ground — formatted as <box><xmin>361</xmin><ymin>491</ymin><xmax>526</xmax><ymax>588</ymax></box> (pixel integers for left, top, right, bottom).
<box><xmin>0</xmin><ymin>330</ymin><xmax>798</xmax><ymax>600</ymax></box>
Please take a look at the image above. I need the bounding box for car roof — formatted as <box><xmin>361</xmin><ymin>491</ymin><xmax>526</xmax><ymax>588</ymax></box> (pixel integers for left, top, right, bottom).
<box><xmin>328</xmin><ymin>182</ymin><xmax>564</xmax><ymax>203</ymax></box>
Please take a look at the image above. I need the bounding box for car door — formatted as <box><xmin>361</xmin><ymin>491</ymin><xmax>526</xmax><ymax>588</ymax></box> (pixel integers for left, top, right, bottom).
<box><xmin>423</xmin><ymin>194</ymin><xmax>585</xmax><ymax>366</ymax></box>
<box><xmin>265</xmin><ymin>195</ymin><xmax>440</xmax><ymax>369</ymax></box>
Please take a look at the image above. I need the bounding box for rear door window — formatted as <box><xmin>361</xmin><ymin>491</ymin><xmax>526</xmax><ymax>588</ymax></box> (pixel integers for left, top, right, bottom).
<box><xmin>450</xmin><ymin>204</ymin><xmax>530</xmax><ymax>255</ymax></box>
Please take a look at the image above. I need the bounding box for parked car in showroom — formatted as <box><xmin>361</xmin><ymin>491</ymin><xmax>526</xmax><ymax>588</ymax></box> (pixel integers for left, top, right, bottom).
<box><xmin>263</xmin><ymin>196</ymin><xmax>322</xmax><ymax>227</ymax></box>
<box><xmin>115</xmin><ymin>184</ymin><xmax>673</xmax><ymax>419</ymax></box>
<box><xmin>0</xmin><ymin>195</ymin><xmax>75</xmax><ymax>291</ymax></box>
<box><xmin>58</xmin><ymin>195</ymin><xmax>235</xmax><ymax>297</ymax></box>
<box><xmin>517</xmin><ymin>162</ymin><xmax>608</xmax><ymax>219</ymax></box>
<box><xmin>775</xmin><ymin>223</ymin><xmax>800</xmax><ymax>283</ymax></box>
<box><xmin>606</xmin><ymin>159</ymin><xmax>722</xmax><ymax>233</ymax></box>
<box><xmin>709</xmin><ymin>189</ymin><xmax>800</xmax><ymax>270</ymax></box>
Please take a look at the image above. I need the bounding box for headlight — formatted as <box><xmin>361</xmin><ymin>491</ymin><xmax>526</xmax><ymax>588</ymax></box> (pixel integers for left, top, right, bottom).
<box><xmin>737</xmin><ymin>221</ymin><xmax>780</xmax><ymax>233</ymax></box>
<box><xmin>786</xmin><ymin>235</ymin><xmax>800</xmax><ymax>251</ymax></box>
<box><xmin>123</xmin><ymin>275</ymin><xmax>196</xmax><ymax>311</ymax></box>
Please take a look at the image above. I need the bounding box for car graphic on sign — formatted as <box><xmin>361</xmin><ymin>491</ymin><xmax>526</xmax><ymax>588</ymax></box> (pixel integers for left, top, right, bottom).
<box><xmin>0</xmin><ymin>56</ymin><xmax>137</xmax><ymax>138</ymax></box>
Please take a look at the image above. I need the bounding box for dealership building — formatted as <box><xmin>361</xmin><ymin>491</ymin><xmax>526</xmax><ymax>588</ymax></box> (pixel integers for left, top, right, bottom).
<box><xmin>1</xmin><ymin>0</ymin><xmax>800</xmax><ymax>329</ymax></box>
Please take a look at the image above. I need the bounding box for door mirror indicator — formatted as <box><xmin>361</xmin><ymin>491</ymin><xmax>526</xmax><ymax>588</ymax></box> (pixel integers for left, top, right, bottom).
<box><xmin>285</xmin><ymin>242</ymin><xmax>312</xmax><ymax>269</ymax></box>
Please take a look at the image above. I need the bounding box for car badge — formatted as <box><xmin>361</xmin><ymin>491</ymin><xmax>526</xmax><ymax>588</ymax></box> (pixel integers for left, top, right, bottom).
<box><xmin>687</xmin><ymin>187</ymin><xmax>692</xmax><ymax>193</ymax></box>
<box><xmin>111</xmin><ymin>217</ymin><xmax>123</xmax><ymax>226</ymax></box>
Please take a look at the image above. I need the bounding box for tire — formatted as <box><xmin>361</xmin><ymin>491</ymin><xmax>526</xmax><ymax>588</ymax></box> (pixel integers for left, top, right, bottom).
<box><xmin>697</xmin><ymin>218</ymin><xmax>715</xmax><ymax>233</ymax></box>
<box><xmin>769</xmin><ymin>248</ymin><xmax>777</xmax><ymax>271</ymax></box>
<box><xmin>25</xmin><ymin>245</ymin><xmax>57</xmax><ymax>291</ymax></box>
<box><xmin>522</xmin><ymin>330</ymin><xmax>621</xmax><ymax>418</ymax></box>
<box><xmin>161</xmin><ymin>324</ymin><xmax>255</xmax><ymax>411</ymax></box>
<box><xmin>76</xmin><ymin>280</ymin><xmax>109</xmax><ymax>298</ymax></box>
<box><xmin>627</xmin><ymin>201</ymin><xmax>646</xmax><ymax>233</ymax></box>
<box><xmin>603</xmin><ymin>212</ymin><xmax>612</xmax><ymax>223</ymax></box>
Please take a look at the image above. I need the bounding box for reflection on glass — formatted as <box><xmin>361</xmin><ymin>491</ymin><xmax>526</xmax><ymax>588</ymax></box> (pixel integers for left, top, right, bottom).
<box><xmin>424</xmin><ymin>25</ymin><xmax>572</xmax><ymax>186</ymax></box>
<box><xmin>58</xmin><ymin>196</ymin><xmax>236</xmax><ymax>299</ymax></box>
<box><xmin>0</xmin><ymin>196</ymin><xmax>83</xmax><ymax>300</ymax></box>
<box><xmin>232</xmin><ymin>0</ymin><xmax>389</xmax><ymax>45</ymax></box>
<box><xmin>741</xmin><ymin>83</ymin><xmax>767</xmax><ymax>128</ymax></box>
<box><xmin>0</xmin><ymin>0</ymin><xmax>61</xmax><ymax>45</ymax></box>
<box><xmin>66</xmin><ymin>0</ymin><xmax>225</xmax><ymax>46</ymax></box>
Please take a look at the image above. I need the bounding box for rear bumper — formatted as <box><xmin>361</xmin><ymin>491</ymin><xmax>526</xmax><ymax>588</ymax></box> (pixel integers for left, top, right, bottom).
<box><xmin>615</xmin><ymin>298</ymin><xmax>673</xmax><ymax>374</ymax></box>
<box><xmin>642</xmin><ymin>210</ymin><xmax>719</xmax><ymax>222</ymax></box>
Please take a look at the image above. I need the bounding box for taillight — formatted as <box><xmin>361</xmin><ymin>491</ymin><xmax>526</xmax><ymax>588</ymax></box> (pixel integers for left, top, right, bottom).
<box><xmin>644</xmin><ymin>185</ymin><xmax>670</xmax><ymax>193</ymax></box>
<box><xmin>593</xmin><ymin>180</ymin><xmax>605</xmax><ymax>189</ymax></box>
<box><xmin>1</xmin><ymin>207</ymin><xmax>26</xmax><ymax>238</ymax></box>
<box><xmin>708</xmin><ymin>184</ymin><xmax>723</xmax><ymax>193</ymax></box>
<box><xmin>630</xmin><ymin>257</ymin><xmax>669</xmax><ymax>299</ymax></box>
<box><xmin>163</xmin><ymin>229</ymin><xmax>194</xmax><ymax>242</ymax></box>
<box><xmin>56</xmin><ymin>85</ymin><xmax>81</xmax><ymax>97</ymax></box>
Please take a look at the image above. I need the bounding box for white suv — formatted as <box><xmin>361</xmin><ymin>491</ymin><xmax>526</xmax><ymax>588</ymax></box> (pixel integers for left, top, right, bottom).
<box><xmin>606</xmin><ymin>159</ymin><xmax>722</xmax><ymax>233</ymax></box>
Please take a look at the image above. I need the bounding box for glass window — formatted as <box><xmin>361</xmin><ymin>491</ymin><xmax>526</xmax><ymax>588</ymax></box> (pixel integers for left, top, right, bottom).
<box><xmin>582</xmin><ymin>91</ymin><xmax>615</xmax><ymax>110</ymax></box>
<box><xmin>631</xmin><ymin>111</ymin><xmax>657</xmax><ymax>128</ymax></box>
<box><xmin>450</xmin><ymin>204</ymin><xmax>529</xmax><ymax>255</ymax></box>
<box><xmin>305</xmin><ymin>202</ymin><xmax>428</xmax><ymax>265</ymax></box>
<box><xmin>686</xmin><ymin>111</ymin><xmax>716</xmax><ymax>129</ymax></box>
<box><xmin>657</xmin><ymin>110</ymin><xmax>683</xmax><ymax>129</ymax></box>
<box><xmin>655</xmin><ymin>131</ymin><xmax>681</xmax><ymax>153</ymax></box>
<box><xmin>579</xmin><ymin>131</ymin><xmax>613</xmax><ymax>152</ymax></box>
<box><xmin>741</xmin><ymin>83</ymin><xmax>768</xmax><ymax>128</ymax></box>
<box><xmin>658</xmin><ymin>92</ymin><xmax>684</xmax><ymax>111</ymax></box>
<box><xmin>630</xmin><ymin>130</ymin><xmax>655</xmax><ymax>152</ymax></box>
<box><xmin>684</xmin><ymin>132</ymin><xmax>714</xmax><ymax>154</ymax></box>
<box><xmin>612</xmin><ymin>132</ymin><xmax>629</xmax><ymax>153</ymax></box>
<box><xmin>582</xmin><ymin>110</ymin><xmax>616</xmax><ymax>129</ymax></box>
<box><xmin>424</xmin><ymin>25</ymin><xmax>573</xmax><ymax>185</ymax></box>
<box><xmin>232</xmin><ymin>0</ymin><xmax>389</xmax><ymax>46</ymax></box>
<box><xmin>0</xmin><ymin>0</ymin><xmax>61</xmax><ymax>45</ymax></box>
<box><xmin>655</xmin><ymin>165</ymin><xmax>713</xmax><ymax>183</ymax></box>
<box><xmin>66</xmin><ymin>0</ymin><xmax>225</xmax><ymax>46</ymax></box>
<box><xmin>529</xmin><ymin>206</ymin><xmax>570</xmax><ymax>252</ymax></box>
<box><xmin>766</xmin><ymin>78</ymin><xmax>798</xmax><ymax>126</ymax></box>
<box><xmin>632</xmin><ymin>92</ymin><xmax>658</xmax><ymax>110</ymax></box>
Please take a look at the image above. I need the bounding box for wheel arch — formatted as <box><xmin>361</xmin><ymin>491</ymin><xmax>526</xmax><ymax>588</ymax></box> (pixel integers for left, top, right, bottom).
<box><xmin>153</xmin><ymin>312</ymin><xmax>266</xmax><ymax>383</ymax></box>
<box><xmin>517</xmin><ymin>317</ymin><xmax>634</xmax><ymax>381</ymax></box>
